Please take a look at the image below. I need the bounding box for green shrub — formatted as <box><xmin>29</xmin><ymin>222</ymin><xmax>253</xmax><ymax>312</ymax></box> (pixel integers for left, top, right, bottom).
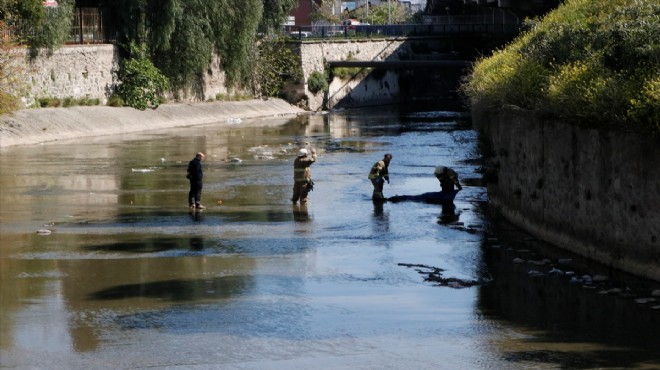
<box><xmin>0</xmin><ymin>91</ymin><xmax>20</xmax><ymax>115</ymax></box>
<box><xmin>462</xmin><ymin>0</ymin><xmax>660</xmax><ymax>136</ymax></box>
<box><xmin>37</xmin><ymin>97</ymin><xmax>61</xmax><ymax>107</ymax></box>
<box><xmin>628</xmin><ymin>75</ymin><xmax>660</xmax><ymax>134</ymax></box>
<box><xmin>307</xmin><ymin>70</ymin><xmax>328</xmax><ymax>94</ymax></box>
<box><xmin>118</xmin><ymin>43</ymin><xmax>169</xmax><ymax>110</ymax></box>
<box><xmin>107</xmin><ymin>95</ymin><xmax>124</xmax><ymax>107</ymax></box>
<box><xmin>80</xmin><ymin>97</ymin><xmax>100</xmax><ymax>106</ymax></box>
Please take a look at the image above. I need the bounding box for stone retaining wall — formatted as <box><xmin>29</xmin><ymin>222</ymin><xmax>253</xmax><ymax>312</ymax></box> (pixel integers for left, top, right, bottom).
<box><xmin>472</xmin><ymin>105</ymin><xmax>660</xmax><ymax>281</ymax></box>
<box><xmin>298</xmin><ymin>39</ymin><xmax>411</xmax><ymax>110</ymax></box>
<box><xmin>16</xmin><ymin>44</ymin><xmax>228</xmax><ymax>106</ymax></box>
<box><xmin>20</xmin><ymin>45</ymin><xmax>118</xmax><ymax>106</ymax></box>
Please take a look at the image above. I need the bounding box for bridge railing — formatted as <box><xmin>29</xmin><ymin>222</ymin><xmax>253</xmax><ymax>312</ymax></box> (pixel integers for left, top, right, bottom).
<box><xmin>284</xmin><ymin>23</ymin><xmax>520</xmax><ymax>40</ymax></box>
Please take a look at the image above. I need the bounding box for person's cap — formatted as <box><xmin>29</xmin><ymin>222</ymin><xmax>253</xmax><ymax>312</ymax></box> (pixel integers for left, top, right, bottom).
<box><xmin>384</xmin><ymin>153</ymin><xmax>392</xmax><ymax>160</ymax></box>
<box><xmin>298</xmin><ymin>148</ymin><xmax>308</xmax><ymax>156</ymax></box>
<box><xmin>196</xmin><ymin>152</ymin><xmax>205</xmax><ymax>159</ymax></box>
<box><xmin>434</xmin><ymin>166</ymin><xmax>447</xmax><ymax>175</ymax></box>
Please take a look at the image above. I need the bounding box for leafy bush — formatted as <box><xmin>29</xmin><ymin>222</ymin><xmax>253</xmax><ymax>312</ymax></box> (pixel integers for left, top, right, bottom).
<box><xmin>0</xmin><ymin>91</ymin><xmax>20</xmax><ymax>115</ymax></box>
<box><xmin>252</xmin><ymin>37</ymin><xmax>302</xmax><ymax>98</ymax></box>
<box><xmin>37</xmin><ymin>97</ymin><xmax>61</xmax><ymax>107</ymax></box>
<box><xmin>36</xmin><ymin>96</ymin><xmax>101</xmax><ymax>108</ymax></box>
<box><xmin>117</xmin><ymin>43</ymin><xmax>169</xmax><ymax>110</ymax></box>
<box><xmin>462</xmin><ymin>0</ymin><xmax>660</xmax><ymax>136</ymax></box>
<box><xmin>307</xmin><ymin>70</ymin><xmax>328</xmax><ymax>94</ymax></box>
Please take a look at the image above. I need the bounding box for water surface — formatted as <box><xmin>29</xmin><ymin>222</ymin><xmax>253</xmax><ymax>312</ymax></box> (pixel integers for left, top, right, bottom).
<box><xmin>1</xmin><ymin>104</ymin><xmax>659</xmax><ymax>369</ymax></box>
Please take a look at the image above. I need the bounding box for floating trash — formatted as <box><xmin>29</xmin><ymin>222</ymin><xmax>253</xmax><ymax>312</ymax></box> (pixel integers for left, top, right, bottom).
<box><xmin>36</xmin><ymin>229</ymin><xmax>52</xmax><ymax>235</ymax></box>
<box><xmin>131</xmin><ymin>168</ymin><xmax>156</xmax><ymax>173</ymax></box>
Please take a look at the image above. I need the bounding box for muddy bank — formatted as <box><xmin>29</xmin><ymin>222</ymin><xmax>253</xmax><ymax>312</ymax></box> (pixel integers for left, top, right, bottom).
<box><xmin>0</xmin><ymin>99</ymin><xmax>306</xmax><ymax>149</ymax></box>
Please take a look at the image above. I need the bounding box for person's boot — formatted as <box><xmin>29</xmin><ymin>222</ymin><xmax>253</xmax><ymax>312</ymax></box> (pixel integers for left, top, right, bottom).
<box><xmin>195</xmin><ymin>203</ymin><xmax>206</xmax><ymax>210</ymax></box>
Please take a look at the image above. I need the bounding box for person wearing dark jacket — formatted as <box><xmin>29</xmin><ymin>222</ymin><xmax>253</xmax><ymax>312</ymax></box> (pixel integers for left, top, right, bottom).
<box><xmin>187</xmin><ymin>152</ymin><xmax>206</xmax><ymax>209</ymax></box>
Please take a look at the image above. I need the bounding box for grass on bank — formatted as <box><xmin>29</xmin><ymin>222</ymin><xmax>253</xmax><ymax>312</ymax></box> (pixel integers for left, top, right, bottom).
<box><xmin>35</xmin><ymin>97</ymin><xmax>100</xmax><ymax>108</ymax></box>
<box><xmin>461</xmin><ymin>0</ymin><xmax>659</xmax><ymax>137</ymax></box>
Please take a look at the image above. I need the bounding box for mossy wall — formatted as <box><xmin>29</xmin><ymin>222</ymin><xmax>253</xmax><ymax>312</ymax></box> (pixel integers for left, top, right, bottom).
<box><xmin>473</xmin><ymin>104</ymin><xmax>660</xmax><ymax>281</ymax></box>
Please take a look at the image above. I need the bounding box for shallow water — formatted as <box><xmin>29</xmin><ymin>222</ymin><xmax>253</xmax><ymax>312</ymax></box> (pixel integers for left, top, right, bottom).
<box><xmin>1</xmin><ymin>104</ymin><xmax>659</xmax><ymax>369</ymax></box>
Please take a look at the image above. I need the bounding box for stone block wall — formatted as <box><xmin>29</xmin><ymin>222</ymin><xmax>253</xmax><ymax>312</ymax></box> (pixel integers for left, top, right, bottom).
<box><xmin>298</xmin><ymin>39</ymin><xmax>412</xmax><ymax>110</ymax></box>
<box><xmin>21</xmin><ymin>45</ymin><xmax>119</xmax><ymax>106</ymax></box>
<box><xmin>473</xmin><ymin>105</ymin><xmax>660</xmax><ymax>281</ymax></box>
<box><xmin>16</xmin><ymin>44</ymin><xmax>228</xmax><ymax>106</ymax></box>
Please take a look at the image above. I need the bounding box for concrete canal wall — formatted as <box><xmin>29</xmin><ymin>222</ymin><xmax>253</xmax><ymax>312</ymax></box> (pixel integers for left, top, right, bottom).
<box><xmin>472</xmin><ymin>105</ymin><xmax>660</xmax><ymax>281</ymax></box>
<box><xmin>0</xmin><ymin>99</ymin><xmax>305</xmax><ymax>149</ymax></box>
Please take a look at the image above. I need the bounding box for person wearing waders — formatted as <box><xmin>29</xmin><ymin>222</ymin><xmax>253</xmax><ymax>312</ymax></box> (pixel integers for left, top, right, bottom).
<box><xmin>187</xmin><ymin>152</ymin><xmax>206</xmax><ymax>210</ymax></box>
<box><xmin>368</xmin><ymin>153</ymin><xmax>392</xmax><ymax>201</ymax></box>
<box><xmin>291</xmin><ymin>147</ymin><xmax>317</xmax><ymax>204</ymax></box>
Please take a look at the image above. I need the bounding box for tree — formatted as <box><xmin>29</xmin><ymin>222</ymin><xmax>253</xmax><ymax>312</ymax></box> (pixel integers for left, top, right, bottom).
<box><xmin>1</xmin><ymin>0</ymin><xmax>74</xmax><ymax>55</ymax></box>
<box><xmin>359</xmin><ymin>2</ymin><xmax>411</xmax><ymax>25</ymax></box>
<box><xmin>311</xmin><ymin>0</ymin><xmax>341</xmax><ymax>25</ymax></box>
<box><xmin>107</xmin><ymin>0</ymin><xmax>298</xmax><ymax>98</ymax></box>
<box><xmin>252</xmin><ymin>37</ymin><xmax>303</xmax><ymax>98</ymax></box>
<box><xmin>117</xmin><ymin>43</ymin><xmax>169</xmax><ymax>110</ymax></box>
<box><xmin>0</xmin><ymin>20</ymin><xmax>24</xmax><ymax>114</ymax></box>
<box><xmin>261</xmin><ymin>0</ymin><xmax>299</xmax><ymax>33</ymax></box>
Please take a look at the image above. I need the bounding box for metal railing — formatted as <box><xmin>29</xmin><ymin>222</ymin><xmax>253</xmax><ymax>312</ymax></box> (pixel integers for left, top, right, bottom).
<box><xmin>68</xmin><ymin>7</ymin><xmax>108</xmax><ymax>44</ymax></box>
<box><xmin>284</xmin><ymin>23</ymin><xmax>520</xmax><ymax>40</ymax></box>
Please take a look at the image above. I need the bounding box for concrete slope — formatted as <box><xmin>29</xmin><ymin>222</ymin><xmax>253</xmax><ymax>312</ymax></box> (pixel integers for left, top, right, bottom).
<box><xmin>0</xmin><ymin>99</ymin><xmax>306</xmax><ymax>149</ymax></box>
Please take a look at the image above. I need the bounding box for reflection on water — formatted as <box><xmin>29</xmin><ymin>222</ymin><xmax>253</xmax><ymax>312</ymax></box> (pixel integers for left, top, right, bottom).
<box><xmin>479</xmin><ymin>220</ymin><xmax>660</xmax><ymax>368</ymax></box>
<box><xmin>438</xmin><ymin>201</ymin><xmax>460</xmax><ymax>225</ymax></box>
<box><xmin>1</xmin><ymin>104</ymin><xmax>658</xmax><ymax>368</ymax></box>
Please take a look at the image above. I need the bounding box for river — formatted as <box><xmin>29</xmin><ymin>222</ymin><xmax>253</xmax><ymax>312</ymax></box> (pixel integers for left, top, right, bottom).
<box><xmin>1</xmin><ymin>103</ymin><xmax>658</xmax><ymax>369</ymax></box>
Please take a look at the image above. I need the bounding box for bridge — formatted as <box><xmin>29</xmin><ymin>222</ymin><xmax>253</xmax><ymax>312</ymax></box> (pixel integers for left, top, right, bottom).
<box><xmin>286</xmin><ymin>22</ymin><xmax>520</xmax><ymax>40</ymax></box>
<box><xmin>327</xmin><ymin>60</ymin><xmax>471</xmax><ymax>69</ymax></box>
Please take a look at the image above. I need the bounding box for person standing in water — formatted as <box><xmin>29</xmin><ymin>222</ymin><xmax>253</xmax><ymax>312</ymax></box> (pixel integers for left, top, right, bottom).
<box><xmin>368</xmin><ymin>153</ymin><xmax>393</xmax><ymax>201</ymax></box>
<box><xmin>291</xmin><ymin>147</ymin><xmax>317</xmax><ymax>204</ymax></box>
<box><xmin>187</xmin><ymin>152</ymin><xmax>206</xmax><ymax>210</ymax></box>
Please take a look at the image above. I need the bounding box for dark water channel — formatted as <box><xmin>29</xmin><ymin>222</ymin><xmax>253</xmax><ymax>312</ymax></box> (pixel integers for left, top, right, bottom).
<box><xmin>1</xmin><ymin>103</ymin><xmax>659</xmax><ymax>369</ymax></box>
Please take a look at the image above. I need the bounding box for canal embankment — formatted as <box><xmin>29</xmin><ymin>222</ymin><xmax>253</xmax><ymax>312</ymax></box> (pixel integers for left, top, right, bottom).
<box><xmin>472</xmin><ymin>104</ymin><xmax>660</xmax><ymax>282</ymax></box>
<box><xmin>0</xmin><ymin>98</ymin><xmax>306</xmax><ymax>149</ymax></box>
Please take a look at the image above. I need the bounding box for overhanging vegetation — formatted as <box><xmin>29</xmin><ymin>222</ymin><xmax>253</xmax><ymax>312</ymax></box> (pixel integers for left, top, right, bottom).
<box><xmin>461</xmin><ymin>0</ymin><xmax>659</xmax><ymax>137</ymax></box>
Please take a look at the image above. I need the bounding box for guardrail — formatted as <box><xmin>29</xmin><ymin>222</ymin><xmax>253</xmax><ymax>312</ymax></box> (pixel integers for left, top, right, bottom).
<box><xmin>284</xmin><ymin>23</ymin><xmax>520</xmax><ymax>40</ymax></box>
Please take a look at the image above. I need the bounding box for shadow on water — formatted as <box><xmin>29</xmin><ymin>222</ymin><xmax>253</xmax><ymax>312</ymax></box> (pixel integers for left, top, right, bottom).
<box><xmin>81</xmin><ymin>236</ymin><xmax>236</xmax><ymax>254</ymax></box>
<box><xmin>478</xmin><ymin>220</ymin><xmax>660</xmax><ymax>369</ymax></box>
<box><xmin>88</xmin><ymin>275</ymin><xmax>253</xmax><ymax>302</ymax></box>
